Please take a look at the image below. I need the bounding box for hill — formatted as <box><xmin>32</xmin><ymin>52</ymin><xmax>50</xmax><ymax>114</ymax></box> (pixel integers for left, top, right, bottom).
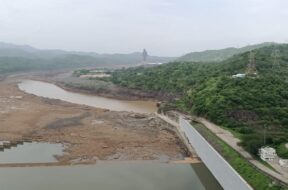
<box><xmin>110</xmin><ymin>44</ymin><xmax>288</xmax><ymax>158</ymax></box>
<box><xmin>177</xmin><ymin>42</ymin><xmax>276</xmax><ymax>62</ymax></box>
<box><xmin>0</xmin><ymin>42</ymin><xmax>174</xmax><ymax>74</ymax></box>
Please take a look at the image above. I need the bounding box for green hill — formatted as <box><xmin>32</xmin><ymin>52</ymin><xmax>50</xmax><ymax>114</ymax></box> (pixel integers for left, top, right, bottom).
<box><xmin>0</xmin><ymin>42</ymin><xmax>174</xmax><ymax>74</ymax></box>
<box><xmin>111</xmin><ymin>44</ymin><xmax>288</xmax><ymax>158</ymax></box>
<box><xmin>177</xmin><ymin>42</ymin><xmax>276</xmax><ymax>62</ymax></box>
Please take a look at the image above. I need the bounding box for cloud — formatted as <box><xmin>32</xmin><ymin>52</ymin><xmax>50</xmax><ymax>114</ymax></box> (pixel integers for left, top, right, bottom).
<box><xmin>0</xmin><ymin>0</ymin><xmax>287</xmax><ymax>56</ymax></box>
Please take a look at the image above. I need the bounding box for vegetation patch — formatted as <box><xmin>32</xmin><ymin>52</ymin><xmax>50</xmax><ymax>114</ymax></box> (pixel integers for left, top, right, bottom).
<box><xmin>193</xmin><ymin>122</ymin><xmax>288</xmax><ymax>190</ymax></box>
<box><xmin>277</xmin><ymin>143</ymin><xmax>288</xmax><ymax>159</ymax></box>
<box><xmin>110</xmin><ymin>44</ymin><xmax>288</xmax><ymax>158</ymax></box>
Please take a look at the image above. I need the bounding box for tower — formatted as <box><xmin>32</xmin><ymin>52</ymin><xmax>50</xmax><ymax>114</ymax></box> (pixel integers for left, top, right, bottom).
<box><xmin>246</xmin><ymin>51</ymin><xmax>257</xmax><ymax>75</ymax></box>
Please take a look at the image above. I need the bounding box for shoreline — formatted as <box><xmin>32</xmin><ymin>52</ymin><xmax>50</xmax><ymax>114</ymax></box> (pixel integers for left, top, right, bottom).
<box><xmin>0</xmin><ymin>77</ymin><xmax>190</xmax><ymax>167</ymax></box>
<box><xmin>0</xmin><ymin>157</ymin><xmax>202</xmax><ymax>168</ymax></box>
<box><xmin>19</xmin><ymin>74</ymin><xmax>161</xmax><ymax>102</ymax></box>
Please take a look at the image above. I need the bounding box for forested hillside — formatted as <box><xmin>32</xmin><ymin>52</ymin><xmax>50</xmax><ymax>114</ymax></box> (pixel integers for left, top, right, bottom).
<box><xmin>0</xmin><ymin>55</ymin><xmax>107</xmax><ymax>74</ymax></box>
<box><xmin>177</xmin><ymin>42</ymin><xmax>275</xmax><ymax>62</ymax></box>
<box><xmin>0</xmin><ymin>42</ymin><xmax>174</xmax><ymax>74</ymax></box>
<box><xmin>111</xmin><ymin>44</ymin><xmax>288</xmax><ymax>157</ymax></box>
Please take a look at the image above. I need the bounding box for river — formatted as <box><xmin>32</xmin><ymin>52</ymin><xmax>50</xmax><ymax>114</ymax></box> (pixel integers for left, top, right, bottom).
<box><xmin>18</xmin><ymin>80</ymin><xmax>157</xmax><ymax>113</ymax></box>
<box><xmin>12</xmin><ymin>79</ymin><xmax>223</xmax><ymax>190</ymax></box>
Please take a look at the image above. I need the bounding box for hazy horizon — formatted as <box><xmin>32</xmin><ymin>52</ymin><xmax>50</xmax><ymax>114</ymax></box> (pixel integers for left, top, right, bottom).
<box><xmin>1</xmin><ymin>0</ymin><xmax>288</xmax><ymax>56</ymax></box>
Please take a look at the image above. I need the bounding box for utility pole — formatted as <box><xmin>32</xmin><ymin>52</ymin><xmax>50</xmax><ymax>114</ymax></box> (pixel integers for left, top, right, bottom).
<box><xmin>263</xmin><ymin>124</ymin><xmax>267</xmax><ymax>146</ymax></box>
<box><xmin>246</xmin><ymin>51</ymin><xmax>258</xmax><ymax>76</ymax></box>
<box><xmin>272</xmin><ymin>48</ymin><xmax>280</xmax><ymax>70</ymax></box>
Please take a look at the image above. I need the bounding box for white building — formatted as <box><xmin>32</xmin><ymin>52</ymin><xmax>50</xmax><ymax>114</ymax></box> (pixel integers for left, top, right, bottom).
<box><xmin>259</xmin><ymin>146</ymin><xmax>277</xmax><ymax>161</ymax></box>
<box><xmin>232</xmin><ymin>73</ymin><xmax>246</xmax><ymax>78</ymax></box>
<box><xmin>279</xmin><ymin>159</ymin><xmax>288</xmax><ymax>168</ymax></box>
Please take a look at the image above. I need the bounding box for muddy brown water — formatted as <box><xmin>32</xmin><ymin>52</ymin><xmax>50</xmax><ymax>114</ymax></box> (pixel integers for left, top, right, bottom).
<box><xmin>14</xmin><ymin>79</ymin><xmax>223</xmax><ymax>190</ymax></box>
<box><xmin>18</xmin><ymin>80</ymin><xmax>157</xmax><ymax>113</ymax></box>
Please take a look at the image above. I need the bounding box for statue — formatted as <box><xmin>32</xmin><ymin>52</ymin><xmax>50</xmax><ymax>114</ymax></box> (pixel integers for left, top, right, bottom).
<box><xmin>142</xmin><ymin>49</ymin><xmax>148</xmax><ymax>62</ymax></box>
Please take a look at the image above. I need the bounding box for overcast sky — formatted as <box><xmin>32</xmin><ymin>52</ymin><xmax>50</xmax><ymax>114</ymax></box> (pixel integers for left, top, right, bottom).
<box><xmin>0</xmin><ymin>0</ymin><xmax>288</xmax><ymax>56</ymax></box>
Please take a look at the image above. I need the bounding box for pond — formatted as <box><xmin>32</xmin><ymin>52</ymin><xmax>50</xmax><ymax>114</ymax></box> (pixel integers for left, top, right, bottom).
<box><xmin>0</xmin><ymin>142</ymin><xmax>64</xmax><ymax>164</ymax></box>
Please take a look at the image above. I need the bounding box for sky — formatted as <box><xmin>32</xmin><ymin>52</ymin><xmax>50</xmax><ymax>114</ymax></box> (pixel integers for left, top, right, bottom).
<box><xmin>0</xmin><ymin>0</ymin><xmax>288</xmax><ymax>56</ymax></box>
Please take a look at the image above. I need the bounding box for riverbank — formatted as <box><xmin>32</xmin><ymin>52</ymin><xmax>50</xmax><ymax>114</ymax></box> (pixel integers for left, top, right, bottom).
<box><xmin>0</xmin><ymin>78</ymin><xmax>189</xmax><ymax>166</ymax></box>
<box><xmin>22</xmin><ymin>71</ymin><xmax>164</xmax><ymax>101</ymax></box>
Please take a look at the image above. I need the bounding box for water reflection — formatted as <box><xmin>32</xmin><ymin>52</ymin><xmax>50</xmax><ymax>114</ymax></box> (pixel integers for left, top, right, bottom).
<box><xmin>0</xmin><ymin>142</ymin><xmax>64</xmax><ymax>163</ymax></box>
<box><xmin>0</xmin><ymin>163</ymin><xmax>223</xmax><ymax>190</ymax></box>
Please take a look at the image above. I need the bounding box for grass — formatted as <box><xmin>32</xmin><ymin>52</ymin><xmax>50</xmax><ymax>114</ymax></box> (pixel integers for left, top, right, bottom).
<box><xmin>192</xmin><ymin>122</ymin><xmax>288</xmax><ymax>190</ymax></box>
<box><xmin>256</xmin><ymin>158</ymin><xmax>279</xmax><ymax>173</ymax></box>
<box><xmin>277</xmin><ymin>143</ymin><xmax>288</xmax><ymax>159</ymax></box>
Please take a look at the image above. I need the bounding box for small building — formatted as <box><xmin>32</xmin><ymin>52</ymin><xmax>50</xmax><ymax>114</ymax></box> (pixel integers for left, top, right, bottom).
<box><xmin>259</xmin><ymin>146</ymin><xmax>277</xmax><ymax>161</ymax></box>
<box><xmin>232</xmin><ymin>73</ymin><xmax>246</xmax><ymax>78</ymax></box>
<box><xmin>279</xmin><ymin>159</ymin><xmax>288</xmax><ymax>168</ymax></box>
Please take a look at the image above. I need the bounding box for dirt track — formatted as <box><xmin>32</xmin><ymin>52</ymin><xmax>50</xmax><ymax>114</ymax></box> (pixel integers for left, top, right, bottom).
<box><xmin>0</xmin><ymin>79</ymin><xmax>188</xmax><ymax>165</ymax></box>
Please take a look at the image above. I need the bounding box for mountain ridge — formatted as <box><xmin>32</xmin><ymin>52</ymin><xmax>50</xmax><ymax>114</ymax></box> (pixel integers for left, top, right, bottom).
<box><xmin>177</xmin><ymin>42</ymin><xmax>277</xmax><ymax>62</ymax></box>
<box><xmin>0</xmin><ymin>42</ymin><xmax>174</xmax><ymax>74</ymax></box>
<box><xmin>0</xmin><ymin>42</ymin><xmax>174</xmax><ymax>60</ymax></box>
